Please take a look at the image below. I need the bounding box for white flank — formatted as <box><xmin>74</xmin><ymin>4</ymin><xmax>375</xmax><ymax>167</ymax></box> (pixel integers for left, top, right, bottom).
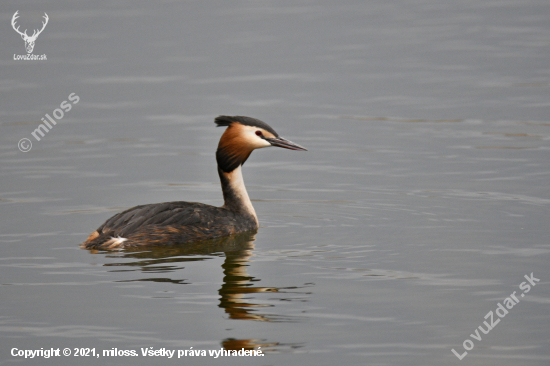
<box><xmin>104</xmin><ymin>236</ymin><xmax>128</xmax><ymax>249</ymax></box>
<box><xmin>111</xmin><ymin>236</ymin><xmax>128</xmax><ymax>245</ymax></box>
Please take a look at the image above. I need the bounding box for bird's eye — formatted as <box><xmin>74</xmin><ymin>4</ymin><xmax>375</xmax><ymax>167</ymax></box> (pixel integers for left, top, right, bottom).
<box><xmin>255</xmin><ymin>130</ymin><xmax>263</xmax><ymax>137</ymax></box>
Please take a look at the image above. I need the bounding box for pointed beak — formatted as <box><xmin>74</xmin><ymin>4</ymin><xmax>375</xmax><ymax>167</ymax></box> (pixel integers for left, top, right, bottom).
<box><xmin>266</xmin><ymin>137</ymin><xmax>308</xmax><ymax>151</ymax></box>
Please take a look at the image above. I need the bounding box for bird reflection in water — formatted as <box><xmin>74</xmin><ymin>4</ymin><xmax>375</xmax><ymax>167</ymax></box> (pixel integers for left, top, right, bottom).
<box><xmin>218</xmin><ymin>234</ymin><xmax>277</xmax><ymax>322</ymax></box>
<box><xmin>86</xmin><ymin>232</ymin><xmax>301</xmax><ymax>351</ymax></box>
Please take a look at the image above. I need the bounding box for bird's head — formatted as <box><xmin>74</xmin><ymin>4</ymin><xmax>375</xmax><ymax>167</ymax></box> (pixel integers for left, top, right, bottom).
<box><xmin>215</xmin><ymin>115</ymin><xmax>307</xmax><ymax>173</ymax></box>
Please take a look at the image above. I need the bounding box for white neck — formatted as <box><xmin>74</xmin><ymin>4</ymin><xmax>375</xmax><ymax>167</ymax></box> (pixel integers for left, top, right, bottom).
<box><xmin>220</xmin><ymin>165</ymin><xmax>258</xmax><ymax>226</ymax></box>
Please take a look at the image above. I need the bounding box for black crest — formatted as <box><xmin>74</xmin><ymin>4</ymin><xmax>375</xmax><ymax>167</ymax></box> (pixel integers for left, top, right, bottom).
<box><xmin>214</xmin><ymin>115</ymin><xmax>279</xmax><ymax>137</ymax></box>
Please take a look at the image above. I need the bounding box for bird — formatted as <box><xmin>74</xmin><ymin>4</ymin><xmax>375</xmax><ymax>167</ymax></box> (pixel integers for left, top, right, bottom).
<box><xmin>81</xmin><ymin>115</ymin><xmax>307</xmax><ymax>250</ymax></box>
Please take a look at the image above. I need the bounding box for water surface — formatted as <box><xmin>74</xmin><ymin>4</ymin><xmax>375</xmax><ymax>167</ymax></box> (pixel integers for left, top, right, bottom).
<box><xmin>1</xmin><ymin>1</ymin><xmax>549</xmax><ymax>365</ymax></box>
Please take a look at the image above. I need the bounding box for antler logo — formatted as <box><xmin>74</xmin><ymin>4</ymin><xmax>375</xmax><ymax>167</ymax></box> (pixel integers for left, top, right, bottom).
<box><xmin>11</xmin><ymin>10</ymin><xmax>49</xmax><ymax>54</ymax></box>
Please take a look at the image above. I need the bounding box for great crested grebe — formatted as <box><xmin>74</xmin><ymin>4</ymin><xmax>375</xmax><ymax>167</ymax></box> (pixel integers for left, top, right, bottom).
<box><xmin>81</xmin><ymin>115</ymin><xmax>307</xmax><ymax>250</ymax></box>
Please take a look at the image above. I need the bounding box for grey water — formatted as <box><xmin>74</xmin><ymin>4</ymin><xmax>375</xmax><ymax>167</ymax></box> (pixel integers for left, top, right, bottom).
<box><xmin>1</xmin><ymin>0</ymin><xmax>549</xmax><ymax>365</ymax></box>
